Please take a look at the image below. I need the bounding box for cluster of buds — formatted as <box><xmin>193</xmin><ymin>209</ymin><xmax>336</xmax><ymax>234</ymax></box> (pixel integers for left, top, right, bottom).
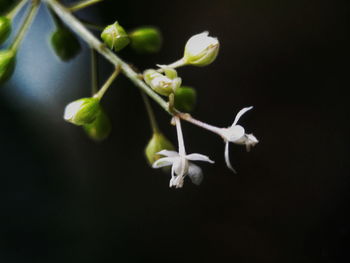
<box><xmin>1</xmin><ymin>0</ymin><xmax>259</xmax><ymax>189</ymax></box>
<box><xmin>101</xmin><ymin>21</ymin><xmax>162</xmax><ymax>53</ymax></box>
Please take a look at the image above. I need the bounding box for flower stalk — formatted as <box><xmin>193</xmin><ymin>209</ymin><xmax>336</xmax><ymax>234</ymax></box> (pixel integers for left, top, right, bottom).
<box><xmin>68</xmin><ymin>0</ymin><xmax>104</xmax><ymax>13</ymax></box>
<box><xmin>10</xmin><ymin>0</ymin><xmax>40</xmax><ymax>52</ymax></box>
<box><xmin>93</xmin><ymin>66</ymin><xmax>121</xmax><ymax>100</ymax></box>
<box><xmin>6</xmin><ymin>0</ymin><xmax>28</xmax><ymax>20</ymax></box>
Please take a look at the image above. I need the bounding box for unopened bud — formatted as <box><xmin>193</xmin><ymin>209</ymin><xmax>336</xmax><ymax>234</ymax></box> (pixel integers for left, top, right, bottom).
<box><xmin>145</xmin><ymin>132</ymin><xmax>175</xmax><ymax>165</ymax></box>
<box><xmin>0</xmin><ymin>49</ymin><xmax>15</xmax><ymax>84</ymax></box>
<box><xmin>183</xmin><ymin>31</ymin><xmax>219</xmax><ymax>66</ymax></box>
<box><xmin>0</xmin><ymin>16</ymin><xmax>11</xmax><ymax>45</ymax></box>
<box><xmin>144</xmin><ymin>68</ymin><xmax>181</xmax><ymax>96</ymax></box>
<box><xmin>50</xmin><ymin>27</ymin><xmax>81</xmax><ymax>61</ymax></box>
<box><xmin>83</xmin><ymin>108</ymin><xmax>111</xmax><ymax>141</ymax></box>
<box><xmin>101</xmin><ymin>21</ymin><xmax>130</xmax><ymax>52</ymax></box>
<box><xmin>64</xmin><ymin>97</ymin><xmax>100</xmax><ymax>126</ymax></box>
<box><xmin>174</xmin><ymin>86</ymin><xmax>196</xmax><ymax>112</ymax></box>
<box><xmin>129</xmin><ymin>27</ymin><xmax>162</xmax><ymax>53</ymax></box>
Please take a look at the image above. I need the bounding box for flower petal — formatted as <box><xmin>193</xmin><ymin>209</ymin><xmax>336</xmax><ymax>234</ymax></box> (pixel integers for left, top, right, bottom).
<box><xmin>152</xmin><ymin>157</ymin><xmax>176</xmax><ymax>168</ymax></box>
<box><xmin>186</xmin><ymin>153</ymin><xmax>215</xmax><ymax>164</ymax></box>
<box><xmin>157</xmin><ymin>150</ymin><xmax>179</xmax><ymax>157</ymax></box>
<box><xmin>224</xmin><ymin>142</ymin><xmax>237</xmax><ymax>173</ymax></box>
<box><xmin>231</xmin><ymin>106</ymin><xmax>253</xmax><ymax>127</ymax></box>
<box><xmin>188</xmin><ymin>163</ymin><xmax>203</xmax><ymax>186</ymax></box>
<box><xmin>227</xmin><ymin>125</ymin><xmax>245</xmax><ymax>142</ymax></box>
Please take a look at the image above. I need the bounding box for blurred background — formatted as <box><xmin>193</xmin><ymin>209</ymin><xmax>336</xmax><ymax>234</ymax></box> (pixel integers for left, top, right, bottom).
<box><xmin>1</xmin><ymin>0</ymin><xmax>349</xmax><ymax>262</ymax></box>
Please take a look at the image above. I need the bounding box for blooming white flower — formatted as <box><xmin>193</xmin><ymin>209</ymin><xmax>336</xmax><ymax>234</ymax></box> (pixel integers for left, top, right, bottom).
<box><xmin>183</xmin><ymin>31</ymin><xmax>219</xmax><ymax>66</ymax></box>
<box><xmin>220</xmin><ymin>106</ymin><xmax>258</xmax><ymax>172</ymax></box>
<box><xmin>152</xmin><ymin>117</ymin><xmax>214</xmax><ymax>188</ymax></box>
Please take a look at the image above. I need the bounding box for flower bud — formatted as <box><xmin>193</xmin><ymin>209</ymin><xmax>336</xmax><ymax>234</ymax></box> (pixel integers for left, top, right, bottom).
<box><xmin>101</xmin><ymin>21</ymin><xmax>130</xmax><ymax>52</ymax></box>
<box><xmin>174</xmin><ymin>86</ymin><xmax>196</xmax><ymax>112</ymax></box>
<box><xmin>129</xmin><ymin>27</ymin><xmax>162</xmax><ymax>53</ymax></box>
<box><xmin>183</xmin><ymin>31</ymin><xmax>219</xmax><ymax>66</ymax></box>
<box><xmin>0</xmin><ymin>16</ymin><xmax>11</xmax><ymax>45</ymax></box>
<box><xmin>0</xmin><ymin>49</ymin><xmax>15</xmax><ymax>84</ymax></box>
<box><xmin>145</xmin><ymin>132</ymin><xmax>175</xmax><ymax>165</ymax></box>
<box><xmin>50</xmin><ymin>27</ymin><xmax>81</xmax><ymax>61</ymax></box>
<box><xmin>64</xmin><ymin>97</ymin><xmax>100</xmax><ymax>126</ymax></box>
<box><xmin>83</xmin><ymin>108</ymin><xmax>111</xmax><ymax>141</ymax></box>
<box><xmin>144</xmin><ymin>69</ymin><xmax>181</xmax><ymax>96</ymax></box>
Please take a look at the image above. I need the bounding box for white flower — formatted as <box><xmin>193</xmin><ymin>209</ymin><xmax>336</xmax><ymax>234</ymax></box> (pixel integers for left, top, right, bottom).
<box><xmin>220</xmin><ymin>106</ymin><xmax>258</xmax><ymax>172</ymax></box>
<box><xmin>183</xmin><ymin>31</ymin><xmax>219</xmax><ymax>66</ymax></box>
<box><xmin>152</xmin><ymin>117</ymin><xmax>214</xmax><ymax>188</ymax></box>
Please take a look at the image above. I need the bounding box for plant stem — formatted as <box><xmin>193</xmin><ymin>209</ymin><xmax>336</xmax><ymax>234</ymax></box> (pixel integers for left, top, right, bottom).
<box><xmin>93</xmin><ymin>66</ymin><xmax>120</xmax><ymax>100</ymax></box>
<box><xmin>6</xmin><ymin>0</ymin><xmax>28</xmax><ymax>20</ymax></box>
<box><xmin>141</xmin><ymin>92</ymin><xmax>160</xmax><ymax>134</ymax></box>
<box><xmin>68</xmin><ymin>0</ymin><xmax>103</xmax><ymax>12</ymax></box>
<box><xmin>44</xmin><ymin>0</ymin><xmax>169</xmax><ymax>111</ymax></box>
<box><xmin>91</xmin><ymin>48</ymin><xmax>99</xmax><ymax>95</ymax></box>
<box><xmin>43</xmin><ymin>0</ymin><xmax>224</xmax><ymax>137</ymax></box>
<box><xmin>10</xmin><ymin>0</ymin><xmax>40</xmax><ymax>52</ymax></box>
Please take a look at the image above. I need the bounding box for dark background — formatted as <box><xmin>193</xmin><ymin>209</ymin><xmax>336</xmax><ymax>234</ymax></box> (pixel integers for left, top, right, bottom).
<box><xmin>1</xmin><ymin>0</ymin><xmax>350</xmax><ymax>262</ymax></box>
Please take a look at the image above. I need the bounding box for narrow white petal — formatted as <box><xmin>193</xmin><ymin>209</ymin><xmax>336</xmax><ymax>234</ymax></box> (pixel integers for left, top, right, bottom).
<box><xmin>186</xmin><ymin>153</ymin><xmax>215</xmax><ymax>163</ymax></box>
<box><xmin>152</xmin><ymin>157</ymin><xmax>176</xmax><ymax>168</ymax></box>
<box><xmin>188</xmin><ymin>163</ymin><xmax>203</xmax><ymax>186</ymax></box>
<box><xmin>157</xmin><ymin>150</ymin><xmax>179</xmax><ymax>157</ymax></box>
<box><xmin>232</xmin><ymin>106</ymin><xmax>253</xmax><ymax>126</ymax></box>
<box><xmin>224</xmin><ymin>142</ymin><xmax>237</xmax><ymax>173</ymax></box>
<box><xmin>175</xmin><ymin>117</ymin><xmax>186</xmax><ymax>156</ymax></box>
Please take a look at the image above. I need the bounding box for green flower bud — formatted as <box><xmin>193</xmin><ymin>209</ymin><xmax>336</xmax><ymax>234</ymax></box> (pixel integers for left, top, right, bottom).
<box><xmin>145</xmin><ymin>132</ymin><xmax>175</xmax><ymax>165</ymax></box>
<box><xmin>0</xmin><ymin>16</ymin><xmax>11</xmax><ymax>45</ymax></box>
<box><xmin>174</xmin><ymin>86</ymin><xmax>197</xmax><ymax>112</ymax></box>
<box><xmin>0</xmin><ymin>49</ymin><xmax>15</xmax><ymax>84</ymax></box>
<box><xmin>83</xmin><ymin>108</ymin><xmax>111</xmax><ymax>141</ymax></box>
<box><xmin>129</xmin><ymin>27</ymin><xmax>162</xmax><ymax>53</ymax></box>
<box><xmin>50</xmin><ymin>27</ymin><xmax>81</xmax><ymax>61</ymax></box>
<box><xmin>101</xmin><ymin>21</ymin><xmax>130</xmax><ymax>52</ymax></box>
<box><xmin>183</xmin><ymin>31</ymin><xmax>219</xmax><ymax>67</ymax></box>
<box><xmin>64</xmin><ymin>97</ymin><xmax>100</xmax><ymax>126</ymax></box>
<box><xmin>144</xmin><ymin>68</ymin><xmax>181</xmax><ymax>96</ymax></box>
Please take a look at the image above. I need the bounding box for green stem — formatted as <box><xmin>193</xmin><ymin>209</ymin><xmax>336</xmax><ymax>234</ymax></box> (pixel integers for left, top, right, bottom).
<box><xmin>6</xmin><ymin>0</ymin><xmax>28</xmax><ymax>20</ymax></box>
<box><xmin>68</xmin><ymin>0</ymin><xmax>103</xmax><ymax>12</ymax></box>
<box><xmin>93</xmin><ymin>66</ymin><xmax>121</xmax><ymax>100</ymax></box>
<box><xmin>43</xmin><ymin>0</ymin><xmax>223</xmax><ymax>137</ymax></box>
<box><xmin>91</xmin><ymin>48</ymin><xmax>99</xmax><ymax>95</ymax></box>
<box><xmin>44</xmin><ymin>0</ymin><xmax>169</xmax><ymax>112</ymax></box>
<box><xmin>141</xmin><ymin>91</ymin><xmax>160</xmax><ymax>134</ymax></box>
<box><xmin>10</xmin><ymin>0</ymin><xmax>40</xmax><ymax>52</ymax></box>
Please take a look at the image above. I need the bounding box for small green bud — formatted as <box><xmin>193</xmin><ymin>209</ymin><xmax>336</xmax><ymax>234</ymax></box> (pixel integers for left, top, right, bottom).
<box><xmin>0</xmin><ymin>49</ymin><xmax>15</xmax><ymax>84</ymax></box>
<box><xmin>0</xmin><ymin>16</ymin><xmax>11</xmax><ymax>45</ymax></box>
<box><xmin>50</xmin><ymin>27</ymin><xmax>81</xmax><ymax>61</ymax></box>
<box><xmin>183</xmin><ymin>31</ymin><xmax>219</xmax><ymax>67</ymax></box>
<box><xmin>145</xmin><ymin>132</ymin><xmax>175</xmax><ymax>165</ymax></box>
<box><xmin>83</xmin><ymin>108</ymin><xmax>111</xmax><ymax>141</ymax></box>
<box><xmin>64</xmin><ymin>97</ymin><xmax>100</xmax><ymax>126</ymax></box>
<box><xmin>101</xmin><ymin>21</ymin><xmax>130</xmax><ymax>52</ymax></box>
<box><xmin>129</xmin><ymin>27</ymin><xmax>162</xmax><ymax>53</ymax></box>
<box><xmin>144</xmin><ymin>69</ymin><xmax>181</xmax><ymax>96</ymax></box>
<box><xmin>174</xmin><ymin>86</ymin><xmax>197</xmax><ymax>112</ymax></box>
